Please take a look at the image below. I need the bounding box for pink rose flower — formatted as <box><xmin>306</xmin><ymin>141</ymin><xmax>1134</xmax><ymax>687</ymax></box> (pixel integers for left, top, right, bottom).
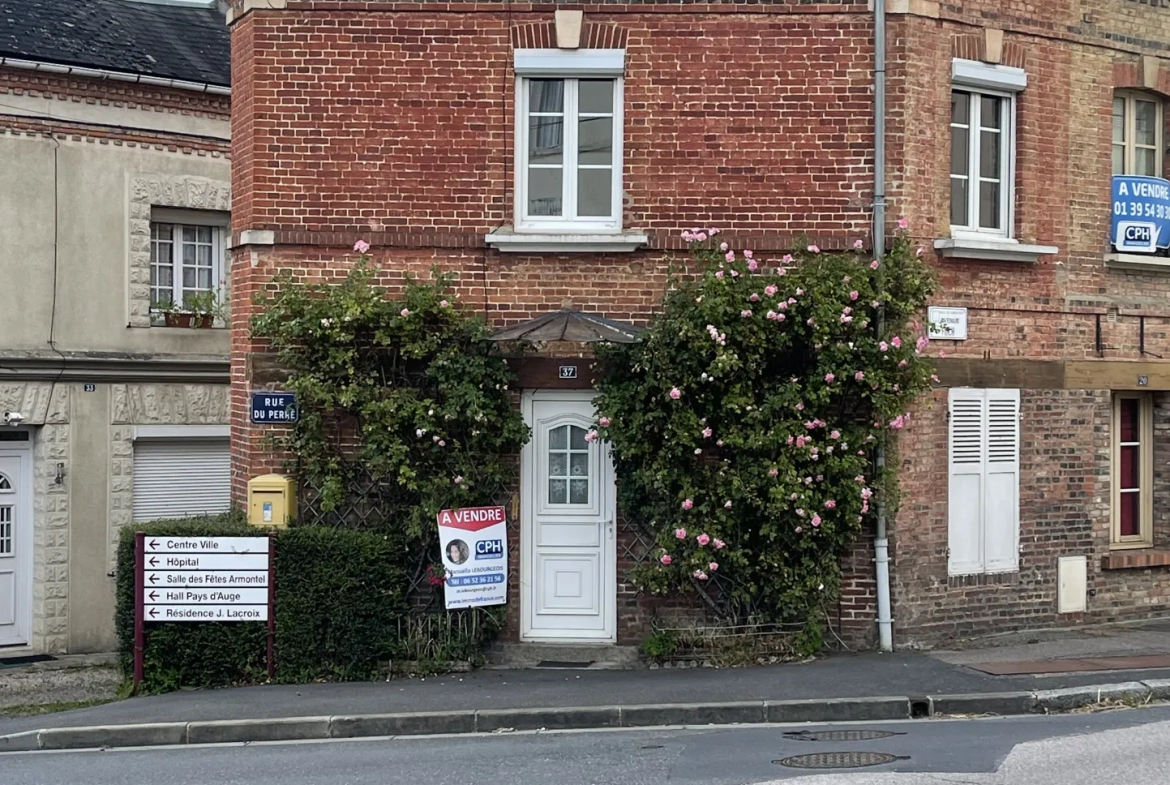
<box><xmin>749</xmin><ymin>293</ymin><xmax>760</xmax><ymax>302</ymax></box>
<box><xmin>702</xmin><ymin>427</ymin><xmax>713</xmax><ymax>438</ymax></box>
<box><xmin>400</xmin><ymin>308</ymin><xmax>410</xmax><ymax>317</ymax></box>
<box><xmin>725</xmin><ymin>251</ymin><xmax>735</xmax><ymax>263</ymax></box>
<box><xmin>880</xmin><ymin>341</ymin><xmax>889</xmax><ymax>352</ymax></box>
<box><xmin>599</xmin><ymin>416</ymin><xmax>611</xmax><ymax>427</ymax></box>
<box><xmin>660</xmin><ymin>553</ymin><xmax>673</xmax><ymax>565</ymax></box>
<box><xmin>783</xmin><ymin>254</ymin><xmax>794</xmax><ymax>263</ymax></box>
<box><xmin>795</xmin><ymin>526</ymin><xmax>803</xmax><ymax>533</ymax></box>
<box><xmin>744</xmin><ymin>249</ymin><xmax>754</xmax><ymax>259</ymax></box>
<box><xmin>853</xmin><ymin>239</ymin><xmax>864</xmax><ymax>249</ymax></box>
<box><xmin>696</xmin><ymin>232</ymin><xmax>708</xmax><ymax>242</ymax></box>
<box><xmin>825</xmin><ymin>373</ymin><xmax>835</xmax><ymax>383</ymax></box>
<box><xmin>747</xmin><ymin>260</ymin><xmax>758</xmax><ymax>272</ymax></box>
<box><xmin>916</xmin><ymin>335</ymin><xmax>929</xmax><ymax>352</ymax></box>
<box><xmin>675</xmin><ymin>527</ymin><xmax>688</xmax><ymax>539</ymax></box>
<box><xmin>764</xmin><ymin>284</ymin><xmax>778</xmax><ymax>296</ymax></box>
<box><xmin>715</xmin><ymin>270</ymin><xmax>724</xmax><ymax>279</ymax></box>
<box><xmin>917</xmin><ymin>247</ymin><xmax>925</xmax><ymax>257</ymax></box>
<box><xmin>439</xmin><ymin>299</ymin><xmax>450</xmax><ymax>308</ymax></box>
<box><xmin>741</xmin><ymin>309</ymin><xmax>752</xmax><ymax>318</ymax></box>
<box><xmin>825</xmin><ymin>500</ymin><xmax>837</xmax><ymax>509</ymax></box>
<box><xmin>694</xmin><ymin>569</ymin><xmax>708</xmax><ymax>581</ymax></box>
<box><xmin>584</xmin><ymin>429</ymin><xmax>599</xmax><ymax>443</ymax></box>
<box><xmin>808</xmin><ymin>244</ymin><xmax>820</xmax><ymax>253</ymax></box>
<box><xmin>870</xmin><ymin>260</ymin><xmax>880</xmax><ymax>270</ymax></box>
<box><xmin>795</xmin><ymin>403</ymin><xmax>804</xmax><ymax>411</ymax></box>
<box><xmin>891</xmin><ymin>336</ymin><xmax>902</xmax><ymax>348</ymax></box>
<box><xmin>694</xmin><ymin>448</ymin><xmax>702</xmax><ymax>455</ymax></box>
<box><xmin>849</xmin><ymin>290</ymin><xmax>859</xmax><ymax>301</ymax></box>
<box><xmin>724</xmin><ymin>500</ymin><xmax>733</xmax><ymax>509</ymax></box>
<box><xmin>855</xmin><ymin>371</ymin><xmax>865</xmax><ymax>381</ymax></box>
<box><xmin>438</xmin><ymin>440</ymin><xmax>446</xmax><ymax>447</ymax></box>
<box><xmin>709</xmin><ymin>562</ymin><xmax>719</xmax><ymax>572</ymax></box>
<box><xmin>830</xmin><ymin>430</ymin><xmax>841</xmax><ymax>439</ymax></box>
<box><xmin>669</xmin><ymin>387</ymin><xmax>681</xmax><ymax>400</ymax></box>
<box><xmin>713</xmin><ymin>538</ymin><xmax>726</xmax><ymax>550</ymax></box>
<box><xmin>768</xmin><ymin>468</ymin><xmax>779</xmax><ymax>477</ymax></box>
<box><xmin>720</xmin><ymin>242</ymin><xmax>729</xmax><ymax>252</ymax></box>
<box><xmin>353</xmin><ymin>240</ymin><xmax>371</xmax><ymax>253</ymax></box>
<box><xmin>681</xmin><ymin>499</ymin><xmax>693</xmax><ymax>511</ymax></box>
<box><xmin>897</xmin><ymin>217</ymin><xmax>909</xmax><ymax>229</ymax></box>
<box><xmin>811</xmin><ymin>514</ymin><xmax>822</xmax><ymax>527</ymax></box>
<box><xmin>931</xmin><ymin>374</ymin><xmax>940</xmax><ymax>383</ymax></box>
<box><xmin>697</xmin><ymin>533</ymin><xmax>711</xmax><ymax>546</ymax></box>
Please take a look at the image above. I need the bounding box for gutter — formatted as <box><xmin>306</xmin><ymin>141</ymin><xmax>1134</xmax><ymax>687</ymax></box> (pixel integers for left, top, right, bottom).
<box><xmin>0</xmin><ymin>56</ymin><xmax>230</xmax><ymax>96</ymax></box>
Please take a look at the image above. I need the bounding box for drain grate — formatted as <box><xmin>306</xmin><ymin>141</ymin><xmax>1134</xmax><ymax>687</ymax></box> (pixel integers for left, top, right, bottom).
<box><xmin>0</xmin><ymin>654</ymin><xmax>56</xmax><ymax>669</ymax></box>
<box><xmin>534</xmin><ymin>660</ymin><xmax>593</xmax><ymax>669</ymax></box>
<box><xmin>784</xmin><ymin>730</ymin><xmax>903</xmax><ymax>742</ymax></box>
<box><xmin>774</xmin><ymin>752</ymin><xmax>907</xmax><ymax>769</ymax></box>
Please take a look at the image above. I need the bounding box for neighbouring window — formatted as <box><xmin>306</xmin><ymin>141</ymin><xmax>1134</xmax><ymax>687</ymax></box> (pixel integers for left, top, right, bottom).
<box><xmin>950</xmin><ymin>89</ymin><xmax>1014</xmax><ymax>235</ymax></box>
<box><xmin>1113</xmin><ymin>91</ymin><xmax>1164</xmax><ymax>178</ymax></box>
<box><xmin>1112</xmin><ymin>392</ymin><xmax>1154</xmax><ymax>548</ymax></box>
<box><xmin>517</xmin><ymin>76</ymin><xmax>623</xmax><ymax>231</ymax></box>
<box><xmin>149</xmin><ymin>219</ymin><xmax>225</xmax><ymax>312</ymax></box>
<box><xmin>948</xmin><ymin>388</ymin><xmax>1021</xmax><ymax>576</ymax></box>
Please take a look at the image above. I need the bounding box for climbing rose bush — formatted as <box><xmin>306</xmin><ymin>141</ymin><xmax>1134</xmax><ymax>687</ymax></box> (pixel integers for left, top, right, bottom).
<box><xmin>594</xmin><ymin>227</ymin><xmax>935</xmax><ymax>641</ymax></box>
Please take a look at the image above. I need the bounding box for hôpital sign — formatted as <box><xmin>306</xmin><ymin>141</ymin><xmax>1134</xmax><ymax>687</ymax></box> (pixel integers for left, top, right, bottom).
<box><xmin>437</xmin><ymin>506</ymin><xmax>507</xmax><ymax>610</ymax></box>
<box><xmin>133</xmin><ymin>534</ymin><xmax>275</xmax><ymax>692</ymax></box>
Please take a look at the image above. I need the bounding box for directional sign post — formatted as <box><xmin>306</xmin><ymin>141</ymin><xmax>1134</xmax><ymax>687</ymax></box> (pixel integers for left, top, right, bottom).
<box><xmin>133</xmin><ymin>533</ymin><xmax>276</xmax><ymax>694</ymax></box>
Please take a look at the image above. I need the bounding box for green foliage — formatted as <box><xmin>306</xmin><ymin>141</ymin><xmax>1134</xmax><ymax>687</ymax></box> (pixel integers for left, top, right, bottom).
<box><xmin>388</xmin><ymin>608</ymin><xmax>504</xmax><ymax>672</ymax></box>
<box><xmin>250</xmin><ymin>257</ymin><xmax>529</xmax><ymax>546</ymax></box>
<box><xmin>595</xmin><ymin>229</ymin><xmax>936</xmax><ymax>644</ymax></box>
<box><xmin>116</xmin><ymin>516</ymin><xmax>408</xmax><ymax>693</ymax></box>
<box><xmin>639</xmin><ymin>630</ymin><xmax>679</xmax><ymax>662</ymax></box>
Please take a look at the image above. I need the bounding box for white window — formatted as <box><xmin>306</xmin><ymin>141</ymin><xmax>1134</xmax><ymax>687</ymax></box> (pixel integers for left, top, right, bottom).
<box><xmin>149</xmin><ymin>211</ymin><xmax>226</xmax><ymax>312</ymax></box>
<box><xmin>1113</xmin><ymin>91</ymin><xmax>1164</xmax><ymax>177</ymax></box>
<box><xmin>948</xmin><ymin>388</ymin><xmax>1020</xmax><ymax>576</ymax></box>
<box><xmin>133</xmin><ymin>437</ymin><xmax>231</xmax><ymax>522</ymax></box>
<box><xmin>1111</xmin><ymin>392</ymin><xmax>1153</xmax><ymax>549</ymax></box>
<box><xmin>514</xmin><ymin>50</ymin><xmax>624</xmax><ymax>233</ymax></box>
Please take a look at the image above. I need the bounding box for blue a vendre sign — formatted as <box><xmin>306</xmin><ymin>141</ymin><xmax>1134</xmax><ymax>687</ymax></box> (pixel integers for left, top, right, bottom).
<box><xmin>1112</xmin><ymin>175</ymin><xmax>1170</xmax><ymax>254</ymax></box>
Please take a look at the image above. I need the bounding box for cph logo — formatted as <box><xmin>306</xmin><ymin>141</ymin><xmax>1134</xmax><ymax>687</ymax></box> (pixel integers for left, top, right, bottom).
<box><xmin>1117</xmin><ymin>221</ymin><xmax>1159</xmax><ymax>253</ymax></box>
<box><xmin>475</xmin><ymin>539</ymin><xmax>504</xmax><ymax>559</ymax></box>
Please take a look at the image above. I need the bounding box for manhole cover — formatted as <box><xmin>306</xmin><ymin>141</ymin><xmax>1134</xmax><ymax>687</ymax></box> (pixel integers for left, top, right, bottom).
<box><xmin>784</xmin><ymin>730</ymin><xmax>903</xmax><ymax>742</ymax></box>
<box><xmin>774</xmin><ymin>752</ymin><xmax>907</xmax><ymax>769</ymax></box>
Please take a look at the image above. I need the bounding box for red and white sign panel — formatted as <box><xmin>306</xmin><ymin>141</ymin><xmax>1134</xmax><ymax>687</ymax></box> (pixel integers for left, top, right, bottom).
<box><xmin>437</xmin><ymin>506</ymin><xmax>507</xmax><ymax>610</ymax></box>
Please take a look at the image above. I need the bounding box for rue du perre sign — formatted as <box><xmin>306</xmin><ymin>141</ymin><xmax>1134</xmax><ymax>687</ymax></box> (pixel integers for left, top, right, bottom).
<box><xmin>437</xmin><ymin>506</ymin><xmax>508</xmax><ymax>610</ymax></box>
<box><xmin>141</xmin><ymin>537</ymin><xmax>270</xmax><ymax>621</ymax></box>
<box><xmin>1112</xmin><ymin>175</ymin><xmax>1170</xmax><ymax>254</ymax></box>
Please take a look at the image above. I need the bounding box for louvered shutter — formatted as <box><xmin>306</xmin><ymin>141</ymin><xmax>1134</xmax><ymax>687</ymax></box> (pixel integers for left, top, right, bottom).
<box><xmin>948</xmin><ymin>389</ymin><xmax>986</xmax><ymax>575</ymax></box>
<box><xmin>133</xmin><ymin>440</ymin><xmax>231</xmax><ymax>522</ymax></box>
<box><xmin>983</xmin><ymin>390</ymin><xmax>1020</xmax><ymax>572</ymax></box>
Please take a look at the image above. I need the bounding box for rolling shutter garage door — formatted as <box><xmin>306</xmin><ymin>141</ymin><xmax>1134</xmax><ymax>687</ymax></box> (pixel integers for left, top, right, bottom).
<box><xmin>133</xmin><ymin>439</ymin><xmax>231</xmax><ymax>522</ymax></box>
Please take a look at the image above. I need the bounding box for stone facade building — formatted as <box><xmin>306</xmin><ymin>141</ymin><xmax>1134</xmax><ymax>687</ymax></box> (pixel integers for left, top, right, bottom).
<box><xmin>228</xmin><ymin>0</ymin><xmax>1170</xmax><ymax>649</ymax></box>
<box><xmin>0</xmin><ymin>0</ymin><xmax>232</xmax><ymax>653</ymax></box>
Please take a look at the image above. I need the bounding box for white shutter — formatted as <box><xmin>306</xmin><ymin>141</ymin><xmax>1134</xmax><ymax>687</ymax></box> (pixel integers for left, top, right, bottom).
<box><xmin>948</xmin><ymin>389</ymin><xmax>986</xmax><ymax>575</ymax></box>
<box><xmin>983</xmin><ymin>389</ymin><xmax>1020</xmax><ymax>572</ymax></box>
<box><xmin>133</xmin><ymin>440</ymin><xmax>231</xmax><ymax>522</ymax></box>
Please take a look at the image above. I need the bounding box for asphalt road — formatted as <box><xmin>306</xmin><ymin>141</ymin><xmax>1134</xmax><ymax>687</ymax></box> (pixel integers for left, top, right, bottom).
<box><xmin>6</xmin><ymin>707</ymin><xmax>1170</xmax><ymax>785</ymax></box>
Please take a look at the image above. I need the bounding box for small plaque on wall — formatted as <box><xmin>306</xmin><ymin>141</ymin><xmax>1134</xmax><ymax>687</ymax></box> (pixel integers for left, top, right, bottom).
<box><xmin>559</xmin><ymin>365</ymin><xmax>578</xmax><ymax>379</ymax></box>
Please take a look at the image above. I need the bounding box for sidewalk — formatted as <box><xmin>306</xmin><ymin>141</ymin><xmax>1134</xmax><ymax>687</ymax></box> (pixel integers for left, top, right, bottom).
<box><xmin>5</xmin><ymin>642</ymin><xmax>1170</xmax><ymax>751</ymax></box>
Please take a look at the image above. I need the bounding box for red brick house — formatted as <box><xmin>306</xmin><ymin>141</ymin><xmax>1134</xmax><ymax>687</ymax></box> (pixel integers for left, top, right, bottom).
<box><xmin>228</xmin><ymin>0</ymin><xmax>1170</xmax><ymax>650</ymax></box>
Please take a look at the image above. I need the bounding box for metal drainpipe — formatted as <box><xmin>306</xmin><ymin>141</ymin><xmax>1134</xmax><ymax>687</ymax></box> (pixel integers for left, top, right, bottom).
<box><xmin>872</xmin><ymin>0</ymin><xmax>894</xmax><ymax>653</ymax></box>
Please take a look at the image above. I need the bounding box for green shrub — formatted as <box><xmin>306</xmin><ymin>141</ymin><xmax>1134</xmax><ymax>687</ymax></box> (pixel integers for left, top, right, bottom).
<box><xmin>116</xmin><ymin>516</ymin><xmax>408</xmax><ymax>693</ymax></box>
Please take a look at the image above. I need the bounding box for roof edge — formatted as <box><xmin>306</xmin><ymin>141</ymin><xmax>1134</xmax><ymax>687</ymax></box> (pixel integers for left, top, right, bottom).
<box><xmin>0</xmin><ymin>56</ymin><xmax>231</xmax><ymax>96</ymax></box>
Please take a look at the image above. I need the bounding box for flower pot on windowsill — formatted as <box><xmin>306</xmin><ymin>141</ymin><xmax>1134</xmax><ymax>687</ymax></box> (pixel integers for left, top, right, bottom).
<box><xmin>163</xmin><ymin>312</ymin><xmax>195</xmax><ymax>328</ymax></box>
<box><xmin>192</xmin><ymin>314</ymin><xmax>214</xmax><ymax>329</ymax></box>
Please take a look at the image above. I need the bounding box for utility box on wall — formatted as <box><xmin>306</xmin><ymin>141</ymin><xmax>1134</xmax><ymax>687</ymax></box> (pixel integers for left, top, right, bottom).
<box><xmin>247</xmin><ymin>474</ymin><xmax>296</xmax><ymax>528</ymax></box>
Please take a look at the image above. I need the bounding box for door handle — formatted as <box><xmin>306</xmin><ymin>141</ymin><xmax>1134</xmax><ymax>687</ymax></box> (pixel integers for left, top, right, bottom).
<box><xmin>604</xmin><ymin>517</ymin><xmax>614</xmax><ymax>538</ymax></box>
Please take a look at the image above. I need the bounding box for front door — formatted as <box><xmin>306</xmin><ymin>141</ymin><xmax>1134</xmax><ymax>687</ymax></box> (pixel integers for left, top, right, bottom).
<box><xmin>521</xmin><ymin>391</ymin><xmax>616</xmax><ymax>642</ymax></box>
<box><xmin>0</xmin><ymin>446</ymin><xmax>31</xmax><ymax>647</ymax></box>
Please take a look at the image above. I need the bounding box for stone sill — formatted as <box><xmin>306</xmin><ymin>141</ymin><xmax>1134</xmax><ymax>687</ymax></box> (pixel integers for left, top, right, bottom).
<box><xmin>1105</xmin><ymin>253</ymin><xmax>1170</xmax><ymax>272</ymax></box>
<box><xmin>485</xmin><ymin>228</ymin><xmax>648</xmax><ymax>254</ymax></box>
<box><xmin>1101</xmin><ymin>550</ymin><xmax>1170</xmax><ymax>570</ymax></box>
<box><xmin>934</xmin><ymin>237</ymin><xmax>1058</xmax><ymax>263</ymax></box>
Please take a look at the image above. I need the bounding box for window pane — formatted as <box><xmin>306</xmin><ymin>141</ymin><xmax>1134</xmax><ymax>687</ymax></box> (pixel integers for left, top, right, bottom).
<box><xmin>1120</xmin><ymin>398</ymin><xmax>1139</xmax><ymax>442</ymax></box>
<box><xmin>1113</xmin><ymin>145</ymin><xmax>1125</xmax><ymax>176</ymax></box>
<box><xmin>1120</xmin><ymin>444</ymin><xmax>1140</xmax><ymax>491</ymax></box>
<box><xmin>549</xmin><ymin>452</ymin><xmax>567</xmax><ymax>477</ymax></box>
<box><xmin>951</xmin><ymin>92</ymin><xmax>969</xmax><ymax>125</ymax></box>
<box><xmin>1120</xmin><ymin>491</ymin><xmax>1141</xmax><ymax>537</ymax></box>
<box><xmin>570</xmin><ymin>453</ymin><xmax>588</xmax><ymax>477</ymax></box>
<box><xmin>183</xmin><ymin>241</ymin><xmax>197</xmax><ymax>267</ymax></box>
<box><xmin>197</xmin><ymin>268</ymin><xmax>214</xmax><ymax>289</ymax></box>
<box><xmin>549</xmin><ymin>479</ymin><xmax>567</xmax><ymax>505</ymax></box>
<box><xmin>950</xmin><ymin>178</ymin><xmax>968</xmax><ymax>226</ymax></box>
<box><xmin>978</xmin><ymin>181</ymin><xmax>1001</xmax><ymax>229</ymax></box>
<box><xmin>151</xmin><ymin>223</ymin><xmax>173</xmax><ymax>242</ymax></box>
<box><xmin>569</xmin><ymin>426</ymin><xmax>587</xmax><ymax>451</ymax></box>
<box><xmin>979</xmin><ymin>130</ymin><xmax>1000</xmax><ymax>179</ymax></box>
<box><xmin>578</xmin><ymin>116</ymin><xmax>613</xmax><ymax>165</ymax></box>
<box><xmin>1136</xmin><ymin>147</ymin><xmax>1157</xmax><ymax>178</ymax></box>
<box><xmin>549</xmin><ymin>426</ymin><xmax>567</xmax><ymax>450</ymax></box>
<box><xmin>183</xmin><ymin>266</ymin><xmax>197</xmax><ymax>288</ymax></box>
<box><xmin>950</xmin><ymin>126</ymin><xmax>968</xmax><ymax>175</ymax></box>
<box><xmin>527</xmin><ymin>168</ymin><xmax>563</xmax><ymax>216</ymax></box>
<box><xmin>1113</xmin><ymin>97</ymin><xmax>1126</xmax><ymax>144</ymax></box>
<box><xmin>577</xmin><ymin>168</ymin><xmax>613</xmax><ymax>217</ymax></box>
<box><xmin>579</xmin><ymin>80</ymin><xmax>614</xmax><ymax>115</ymax></box>
<box><xmin>1136</xmin><ymin>100</ymin><xmax>1157</xmax><ymax>147</ymax></box>
<box><xmin>529</xmin><ymin>116</ymin><xmax>563</xmax><ymax>164</ymax></box>
<box><xmin>529</xmin><ymin>79</ymin><xmax>564</xmax><ymax>113</ymax></box>
<box><xmin>569</xmin><ymin>479</ymin><xmax>589</xmax><ymax>504</ymax></box>
<box><xmin>980</xmin><ymin>96</ymin><xmax>1001</xmax><ymax>129</ymax></box>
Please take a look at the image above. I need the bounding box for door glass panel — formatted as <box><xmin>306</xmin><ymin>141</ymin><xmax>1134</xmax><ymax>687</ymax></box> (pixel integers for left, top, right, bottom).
<box><xmin>1120</xmin><ymin>491</ymin><xmax>1140</xmax><ymax>537</ymax></box>
<box><xmin>1120</xmin><ymin>398</ymin><xmax>1138</xmax><ymax>442</ymax></box>
<box><xmin>0</xmin><ymin>473</ymin><xmax>10</xmax><ymax>490</ymax></box>
<box><xmin>547</xmin><ymin>424</ymin><xmax>591</xmax><ymax>505</ymax></box>
<box><xmin>0</xmin><ymin>505</ymin><xmax>11</xmax><ymax>555</ymax></box>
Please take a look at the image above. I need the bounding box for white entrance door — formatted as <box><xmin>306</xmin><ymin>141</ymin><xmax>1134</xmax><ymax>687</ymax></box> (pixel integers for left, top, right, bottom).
<box><xmin>521</xmin><ymin>391</ymin><xmax>616</xmax><ymax>642</ymax></box>
<box><xmin>0</xmin><ymin>446</ymin><xmax>32</xmax><ymax>647</ymax></box>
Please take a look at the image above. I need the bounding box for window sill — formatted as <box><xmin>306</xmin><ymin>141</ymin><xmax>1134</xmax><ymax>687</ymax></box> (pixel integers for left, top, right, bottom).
<box><xmin>485</xmin><ymin>228</ymin><xmax>648</xmax><ymax>254</ymax></box>
<box><xmin>1101</xmin><ymin>550</ymin><xmax>1169</xmax><ymax>570</ymax></box>
<box><xmin>933</xmin><ymin>237</ymin><xmax>1058</xmax><ymax>263</ymax></box>
<box><xmin>1105</xmin><ymin>253</ymin><xmax>1170</xmax><ymax>272</ymax></box>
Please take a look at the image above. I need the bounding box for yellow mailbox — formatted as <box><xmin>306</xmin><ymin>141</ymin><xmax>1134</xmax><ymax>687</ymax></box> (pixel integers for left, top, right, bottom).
<box><xmin>247</xmin><ymin>474</ymin><xmax>296</xmax><ymax>528</ymax></box>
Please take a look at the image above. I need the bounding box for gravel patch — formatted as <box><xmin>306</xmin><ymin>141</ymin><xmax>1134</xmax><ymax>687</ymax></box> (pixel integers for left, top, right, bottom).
<box><xmin>0</xmin><ymin>659</ymin><xmax>122</xmax><ymax>711</ymax></box>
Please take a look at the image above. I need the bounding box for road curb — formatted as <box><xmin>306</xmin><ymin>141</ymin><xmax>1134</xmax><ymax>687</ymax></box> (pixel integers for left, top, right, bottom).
<box><xmin>1</xmin><ymin>680</ymin><xmax>1162</xmax><ymax>752</ymax></box>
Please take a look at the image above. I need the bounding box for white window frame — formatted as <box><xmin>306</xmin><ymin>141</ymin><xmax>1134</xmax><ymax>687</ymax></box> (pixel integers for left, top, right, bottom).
<box><xmin>514</xmin><ymin>49</ymin><xmax>625</xmax><ymax>234</ymax></box>
<box><xmin>1113</xmin><ymin>90</ymin><xmax>1164</xmax><ymax>178</ymax></box>
<box><xmin>949</xmin><ymin>59</ymin><xmax>1025</xmax><ymax>242</ymax></box>
<box><xmin>148</xmin><ymin>208</ymin><xmax>227</xmax><ymax>313</ymax></box>
<box><xmin>1111</xmin><ymin>392</ymin><xmax>1154</xmax><ymax>549</ymax></box>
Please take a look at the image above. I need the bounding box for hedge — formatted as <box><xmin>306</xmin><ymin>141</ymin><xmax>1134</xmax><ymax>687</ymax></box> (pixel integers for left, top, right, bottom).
<box><xmin>116</xmin><ymin>514</ymin><xmax>407</xmax><ymax>693</ymax></box>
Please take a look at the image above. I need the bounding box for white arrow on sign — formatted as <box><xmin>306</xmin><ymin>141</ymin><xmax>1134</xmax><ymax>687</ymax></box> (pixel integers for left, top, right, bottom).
<box><xmin>144</xmin><ymin>554</ymin><xmax>268</xmax><ymax>571</ymax></box>
<box><xmin>145</xmin><ymin>537</ymin><xmax>269</xmax><ymax>554</ymax></box>
<box><xmin>145</xmin><ymin>571</ymin><xmax>269</xmax><ymax>588</ymax></box>
<box><xmin>146</xmin><ymin>605</ymin><xmax>268</xmax><ymax>622</ymax></box>
<box><xmin>144</xmin><ymin>588</ymin><xmax>269</xmax><ymax>604</ymax></box>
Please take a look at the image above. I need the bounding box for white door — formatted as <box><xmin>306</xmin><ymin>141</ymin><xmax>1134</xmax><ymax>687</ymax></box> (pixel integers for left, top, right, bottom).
<box><xmin>0</xmin><ymin>447</ymin><xmax>32</xmax><ymax>647</ymax></box>
<box><xmin>521</xmin><ymin>391</ymin><xmax>616</xmax><ymax>642</ymax></box>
